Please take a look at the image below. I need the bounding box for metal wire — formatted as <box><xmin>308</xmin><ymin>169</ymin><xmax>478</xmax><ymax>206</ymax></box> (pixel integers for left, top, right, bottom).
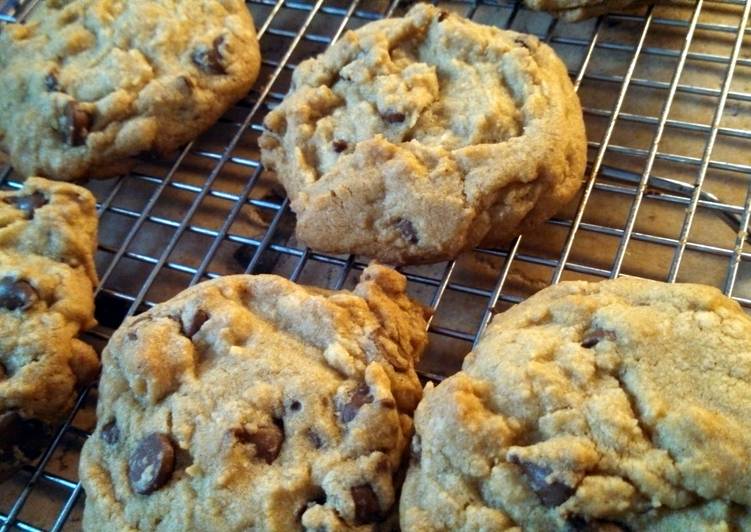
<box><xmin>1</xmin><ymin>0</ymin><xmax>751</xmax><ymax>529</ymax></box>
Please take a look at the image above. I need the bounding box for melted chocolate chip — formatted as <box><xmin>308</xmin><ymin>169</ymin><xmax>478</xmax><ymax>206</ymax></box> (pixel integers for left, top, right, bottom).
<box><xmin>351</xmin><ymin>485</ymin><xmax>381</xmax><ymax>525</ymax></box>
<box><xmin>512</xmin><ymin>458</ymin><xmax>574</xmax><ymax>507</ymax></box>
<box><xmin>307</xmin><ymin>429</ymin><xmax>323</xmax><ymax>449</ymax></box>
<box><xmin>182</xmin><ymin>310</ymin><xmax>209</xmax><ymax>338</ymax></box>
<box><xmin>289</xmin><ymin>400</ymin><xmax>302</xmax><ymax>412</ymax></box>
<box><xmin>514</xmin><ymin>36</ymin><xmax>531</xmax><ymax>49</ymax></box>
<box><xmin>236</xmin><ymin>421</ymin><xmax>284</xmax><ymax>464</ymax></box>
<box><xmin>63</xmin><ymin>101</ymin><xmax>92</xmax><ymax>146</ymax></box>
<box><xmin>395</xmin><ymin>218</ymin><xmax>419</xmax><ymax>244</ymax></box>
<box><xmin>128</xmin><ymin>433</ymin><xmax>175</xmax><ymax>494</ymax></box>
<box><xmin>101</xmin><ymin>420</ymin><xmax>120</xmax><ymax>445</ymax></box>
<box><xmin>383</xmin><ymin>111</ymin><xmax>406</xmax><ymax>123</ymax></box>
<box><xmin>45</xmin><ymin>72</ymin><xmax>60</xmax><ymax>92</ymax></box>
<box><xmin>332</xmin><ymin>139</ymin><xmax>348</xmax><ymax>152</ymax></box>
<box><xmin>4</xmin><ymin>191</ymin><xmax>48</xmax><ymax>219</ymax></box>
<box><xmin>0</xmin><ymin>277</ymin><xmax>38</xmax><ymax>311</ymax></box>
<box><xmin>438</xmin><ymin>10</ymin><xmax>449</xmax><ymax>21</ymax></box>
<box><xmin>581</xmin><ymin>329</ymin><xmax>616</xmax><ymax>348</ymax></box>
<box><xmin>192</xmin><ymin>35</ymin><xmax>227</xmax><ymax>74</ymax></box>
<box><xmin>339</xmin><ymin>383</ymin><xmax>373</xmax><ymax>423</ymax></box>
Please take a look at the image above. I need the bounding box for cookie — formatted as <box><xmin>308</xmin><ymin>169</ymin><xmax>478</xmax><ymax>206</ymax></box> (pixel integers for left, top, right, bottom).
<box><xmin>260</xmin><ymin>3</ymin><xmax>586</xmax><ymax>265</ymax></box>
<box><xmin>80</xmin><ymin>265</ymin><xmax>429</xmax><ymax>530</ymax></box>
<box><xmin>524</xmin><ymin>0</ymin><xmax>659</xmax><ymax>21</ymax></box>
<box><xmin>0</xmin><ymin>0</ymin><xmax>261</xmax><ymax>181</ymax></box>
<box><xmin>1</xmin><ymin>177</ymin><xmax>99</xmax><ymax>477</ymax></box>
<box><xmin>0</xmin><ymin>177</ymin><xmax>99</xmax><ymax>282</ymax></box>
<box><xmin>401</xmin><ymin>278</ymin><xmax>751</xmax><ymax>531</ymax></box>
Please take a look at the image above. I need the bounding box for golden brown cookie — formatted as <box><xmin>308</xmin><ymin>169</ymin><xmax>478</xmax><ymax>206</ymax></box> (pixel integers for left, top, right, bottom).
<box><xmin>401</xmin><ymin>278</ymin><xmax>751</xmax><ymax>531</ymax></box>
<box><xmin>80</xmin><ymin>265</ymin><xmax>429</xmax><ymax>531</ymax></box>
<box><xmin>260</xmin><ymin>3</ymin><xmax>586</xmax><ymax>264</ymax></box>
<box><xmin>0</xmin><ymin>0</ymin><xmax>261</xmax><ymax>180</ymax></box>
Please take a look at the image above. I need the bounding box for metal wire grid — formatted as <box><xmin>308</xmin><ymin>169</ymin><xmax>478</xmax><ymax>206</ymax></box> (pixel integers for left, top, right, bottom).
<box><xmin>1</xmin><ymin>0</ymin><xmax>750</xmax><ymax>529</ymax></box>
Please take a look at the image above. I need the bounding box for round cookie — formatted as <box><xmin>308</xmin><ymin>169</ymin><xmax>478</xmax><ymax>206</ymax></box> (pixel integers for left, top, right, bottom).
<box><xmin>80</xmin><ymin>265</ymin><xmax>429</xmax><ymax>531</ymax></box>
<box><xmin>0</xmin><ymin>0</ymin><xmax>261</xmax><ymax>181</ymax></box>
<box><xmin>260</xmin><ymin>4</ymin><xmax>586</xmax><ymax>264</ymax></box>
<box><xmin>401</xmin><ymin>278</ymin><xmax>751</xmax><ymax>531</ymax></box>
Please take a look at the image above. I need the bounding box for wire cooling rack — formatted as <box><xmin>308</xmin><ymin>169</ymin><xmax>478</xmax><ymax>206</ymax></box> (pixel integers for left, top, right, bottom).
<box><xmin>1</xmin><ymin>0</ymin><xmax>750</xmax><ymax>529</ymax></box>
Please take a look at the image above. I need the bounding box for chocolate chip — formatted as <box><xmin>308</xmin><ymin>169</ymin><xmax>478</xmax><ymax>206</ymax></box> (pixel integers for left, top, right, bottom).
<box><xmin>568</xmin><ymin>517</ymin><xmax>629</xmax><ymax>532</ymax></box>
<box><xmin>45</xmin><ymin>72</ymin><xmax>60</xmax><ymax>92</ymax></box>
<box><xmin>101</xmin><ymin>420</ymin><xmax>120</xmax><ymax>445</ymax></box>
<box><xmin>333</xmin><ymin>139</ymin><xmax>348</xmax><ymax>152</ymax></box>
<box><xmin>4</xmin><ymin>191</ymin><xmax>48</xmax><ymax>219</ymax></box>
<box><xmin>192</xmin><ymin>35</ymin><xmax>227</xmax><ymax>74</ymax></box>
<box><xmin>340</xmin><ymin>383</ymin><xmax>373</xmax><ymax>423</ymax></box>
<box><xmin>128</xmin><ymin>433</ymin><xmax>175</xmax><ymax>494</ymax></box>
<box><xmin>512</xmin><ymin>459</ymin><xmax>574</xmax><ymax>507</ymax></box>
<box><xmin>514</xmin><ymin>36</ymin><xmax>531</xmax><ymax>49</ymax></box>
<box><xmin>289</xmin><ymin>400</ymin><xmax>302</xmax><ymax>412</ymax></box>
<box><xmin>383</xmin><ymin>111</ymin><xmax>406</xmax><ymax>123</ymax></box>
<box><xmin>351</xmin><ymin>485</ymin><xmax>381</xmax><ymax>524</ymax></box>
<box><xmin>297</xmin><ymin>488</ymin><xmax>327</xmax><ymax>521</ymax></box>
<box><xmin>581</xmin><ymin>329</ymin><xmax>616</xmax><ymax>348</ymax></box>
<box><xmin>438</xmin><ymin>10</ymin><xmax>449</xmax><ymax>21</ymax></box>
<box><xmin>63</xmin><ymin>101</ymin><xmax>92</xmax><ymax>146</ymax></box>
<box><xmin>236</xmin><ymin>421</ymin><xmax>284</xmax><ymax>464</ymax></box>
<box><xmin>181</xmin><ymin>310</ymin><xmax>209</xmax><ymax>338</ymax></box>
<box><xmin>307</xmin><ymin>429</ymin><xmax>323</xmax><ymax>449</ymax></box>
<box><xmin>0</xmin><ymin>277</ymin><xmax>38</xmax><ymax>311</ymax></box>
<box><xmin>395</xmin><ymin>218</ymin><xmax>419</xmax><ymax>244</ymax></box>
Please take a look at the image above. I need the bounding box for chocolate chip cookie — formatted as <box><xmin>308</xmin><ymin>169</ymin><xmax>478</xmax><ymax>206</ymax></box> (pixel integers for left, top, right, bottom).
<box><xmin>524</xmin><ymin>0</ymin><xmax>660</xmax><ymax>21</ymax></box>
<box><xmin>401</xmin><ymin>278</ymin><xmax>751</xmax><ymax>530</ymax></box>
<box><xmin>80</xmin><ymin>265</ymin><xmax>429</xmax><ymax>530</ymax></box>
<box><xmin>260</xmin><ymin>3</ymin><xmax>586</xmax><ymax>264</ymax></box>
<box><xmin>0</xmin><ymin>0</ymin><xmax>261</xmax><ymax>181</ymax></box>
<box><xmin>1</xmin><ymin>177</ymin><xmax>99</xmax><ymax>478</ymax></box>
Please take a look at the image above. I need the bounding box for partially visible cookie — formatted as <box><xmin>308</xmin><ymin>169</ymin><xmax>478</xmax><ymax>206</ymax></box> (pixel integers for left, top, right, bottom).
<box><xmin>0</xmin><ymin>177</ymin><xmax>98</xmax><ymax>478</ymax></box>
<box><xmin>0</xmin><ymin>177</ymin><xmax>98</xmax><ymax>282</ymax></box>
<box><xmin>260</xmin><ymin>3</ymin><xmax>586</xmax><ymax>264</ymax></box>
<box><xmin>80</xmin><ymin>264</ymin><xmax>429</xmax><ymax>530</ymax></box>
<box><xmin>401</xmin><ymin>278</ymin><xmax>751</xmax><ymax>531</ymax></box>
<box><xmin>524</xmin><ymin>0</ymin><xmax>661</xmax><ymax>21</ymax></box>
<box><xmin>0</xmin><ymin>0</ymin><xmax>261</xmax><ymax>181</ymax></box>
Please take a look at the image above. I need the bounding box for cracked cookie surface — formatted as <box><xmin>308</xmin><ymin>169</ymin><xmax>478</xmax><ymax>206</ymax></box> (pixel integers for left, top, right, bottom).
<box><xmin>260</xmin><ymin>3</ymin><xmax>586</xmax><ymax>264</ymax></box>
<box><xmin>400</xmin><ymin>278</ymin><xmax>751</xmax><ymax>531</ymax></box>
<box><xmin>1</xmin><ymin>177</ymin><xmax>98</xmax><ymax>477</ymax></box>
<box><xmin>80</xmin><ymin>265</ymin><xmax>429</xmax><ymax>531</ymax></box>
<box><xmin>0</xmin><ymin>0</ymin><xmax>260</xmax><ymax>181</ymax></box>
